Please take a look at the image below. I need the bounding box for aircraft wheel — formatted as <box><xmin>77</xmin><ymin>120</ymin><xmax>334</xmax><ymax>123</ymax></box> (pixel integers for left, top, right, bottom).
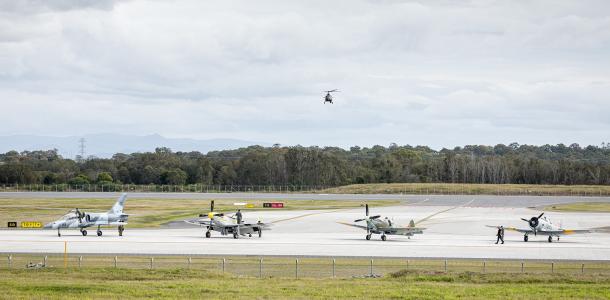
<box><xmin>205</xmin><ymin>231</ymin><xmax>211</xmax><ymax>238</ymax></box>
<box><xmin>524</xmin><ymin>235</ymin><xmax>528</xmax><ymax>242</ymax></box>
<box><xmin>258</xmin><ymin>229</ymin><xmax>262</xmax><ymax>238</ymax></box>
<box><xmin>57</xmin><ymin>232</ymin><xmax>61</xmax><ymax>237</ymax></box>
<box><xmin>548</xmin><ymin>236</ymin><xmax>553</xmax><ymax>243</ymax></box>
<box><xmin>81</xmin><ymin>230</ymin><xmax>87</xmax><ymax>236</ymax></box>
<box><xmin>366</xmin><ymin>234</ymin><xmax>371</xmax><ymax>240</ymax></box>
<box><xmin>118</xmin><ymin>225</ymin><xmax>124</xmax><ymax>237</ymax></box>
<box><xmin>381</xmin><ymin>235</ymin><xmax>387</xmax><ymax>241</ymax></box>
<box><xmin>233</xmin><ymin>232</ymin><xmax>238</xmax><ymax>239</ymax></box>
<box><xmin>248</xmin><ymin>233</ymin><xmax>252</xmax><ymax>238</ymax></box>
<box><xmin>97</xmin><ymin>230</ymin><xmax>102</xmax><ymax>237</ymax></box>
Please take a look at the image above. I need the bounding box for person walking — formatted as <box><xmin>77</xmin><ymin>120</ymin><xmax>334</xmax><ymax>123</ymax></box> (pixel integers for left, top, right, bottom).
<box><xmin>495</xmin><ymin>226</ymin><xmax>505</xmax><ymax>244</ymax></box>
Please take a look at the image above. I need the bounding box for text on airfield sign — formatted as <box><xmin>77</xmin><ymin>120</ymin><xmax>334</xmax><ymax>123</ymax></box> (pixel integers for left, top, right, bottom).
<box><xmin>263</xmin><ymin>202</ymin><xmax>284</xmax><ymax>208</ymax></box>
<box><xmin>21</xmin><ymin>222</ymin><xmax>42</xmax><ymax>228</ymax></box>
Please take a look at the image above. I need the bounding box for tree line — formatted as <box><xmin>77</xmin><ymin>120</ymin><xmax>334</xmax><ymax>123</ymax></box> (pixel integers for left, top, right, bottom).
<box><xmin>0</xmin><ymin>143</ymin><xmax>609</xmax><ymax>186</ymax></box>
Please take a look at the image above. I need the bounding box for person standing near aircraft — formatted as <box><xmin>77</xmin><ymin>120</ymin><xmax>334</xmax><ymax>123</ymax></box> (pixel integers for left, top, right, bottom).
<box><xmin>235</xmin><ymin>209</ymin><xmax>243</xmax><ymax>236</ymax></box>
<box><xmin>495</xmin><ymin>226</ymin><xmax>505</xmax><ymax>244</ymax></box>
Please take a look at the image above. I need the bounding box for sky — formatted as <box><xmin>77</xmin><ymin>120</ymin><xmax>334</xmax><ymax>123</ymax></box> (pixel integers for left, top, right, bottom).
<box><xmin>1</xmin><ymin>0</ymin><xmax>609</xmax><ymax>150</ymax></box>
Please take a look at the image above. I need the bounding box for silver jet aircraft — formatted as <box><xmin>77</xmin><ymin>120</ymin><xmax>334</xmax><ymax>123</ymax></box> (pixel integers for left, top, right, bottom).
<box><xmin>185</xmin><ymin>200</ymin><xmax>270</xmax><ymax>239</ymax></box>
<box><xmin>44</xmin><ymin>193</ymin><xmax>129</xmax><ymax>237</ymax></box>
<box><xmin>488</xmin><ymin>212</ymin><xmax>595</xmax><ymax>243</ymax></box>
<box><xmin>339</xmin><ymin>204</ymin><xmax>424</xmax><ymax>241</ymax></box>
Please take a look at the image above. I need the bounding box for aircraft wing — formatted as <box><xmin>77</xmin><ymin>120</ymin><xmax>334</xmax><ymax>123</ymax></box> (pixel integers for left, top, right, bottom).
<box><xmin>337</xmin><ymin>222</ymin><xmax>368</xmax><ymax>230</ymax></box>
<box><xmin>486</xmin><ymin>225</ymin><xmax>532</xmax><ymax>234</ymax></box>
<box><xmin>380</xmin><ymin>227</ymin><xmax>425</xmax><ymax>235</ymax></box>
<box><xmin>184</xmin><ymin>218</ymin><xmax>212</xmax><ymax>226</ymax></box>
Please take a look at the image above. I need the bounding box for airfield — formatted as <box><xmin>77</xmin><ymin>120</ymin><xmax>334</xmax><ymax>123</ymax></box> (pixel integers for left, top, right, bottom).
<box><xmin>1</xmin><ymin>193</ymin><xmax>609</xmax><ymax>261</ymax></box>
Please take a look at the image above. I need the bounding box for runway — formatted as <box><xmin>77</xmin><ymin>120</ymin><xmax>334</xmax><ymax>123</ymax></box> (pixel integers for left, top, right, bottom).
<box><xmin>1</xmin><ymin>204</ymin><xmax>609</xmax><ymax>260</ymax></box>
<box><xmin>2</xmin><ymin>192</ymin><xmax>610</xmax><ymax>207</ymax></box>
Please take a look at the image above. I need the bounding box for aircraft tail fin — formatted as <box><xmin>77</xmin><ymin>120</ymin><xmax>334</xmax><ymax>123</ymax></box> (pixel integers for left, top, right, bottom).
<box><xmin>109</xmin><ymin>193</ymin><xmax>127</xmax><ymax>215</ymax></box>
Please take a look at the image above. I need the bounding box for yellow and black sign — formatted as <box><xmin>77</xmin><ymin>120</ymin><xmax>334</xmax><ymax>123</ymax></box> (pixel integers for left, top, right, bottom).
<box><xmin>21</xmin><ymin>221</ymin><xmax>42</xmax><ymax>228</ymax></box>
<box><xmin>7</xmin><ymin>222</ymin><xmax>17</xmax><ymax>228</ymax></box>
<box><xmin>245</xmin><ymin>203</ymin><xmax>255</xmax><ymax>208</ymax></box>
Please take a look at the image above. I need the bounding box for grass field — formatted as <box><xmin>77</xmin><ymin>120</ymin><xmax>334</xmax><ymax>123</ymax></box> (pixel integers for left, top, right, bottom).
<box><xmin>321</xmin><ymin>183</ymin><xmax>610</xmax><ymax>196</ymax></box>
<box><xmin>0</xmin><ymin>267</ymin><xmax>608</xmax><ymax>299</ymax></box>
<box><xmin>0</xmin><ymin>198</ymin><xmax>400</xmax><ymax>229</ymax></box>
<box><xmin>544</xmin><ymin>202</ymin><xmax>610</xmax><ymax>213</ymax></box>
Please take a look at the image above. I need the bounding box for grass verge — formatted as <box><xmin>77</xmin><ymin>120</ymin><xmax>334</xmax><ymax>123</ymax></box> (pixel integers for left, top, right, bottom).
<box><xmin>0</xmin><ymin>267</ymin><xmax>608</xmax><ymax>299</ymax></box>
<box><xmin>321</xmin><ymin>183</ymin><xmax>610</xmax><ymax>196</ymax></box>
<box><xmin>544</xmin><ymin>202</ymin><xmax>610</xmax><ymax>213</ymax></box>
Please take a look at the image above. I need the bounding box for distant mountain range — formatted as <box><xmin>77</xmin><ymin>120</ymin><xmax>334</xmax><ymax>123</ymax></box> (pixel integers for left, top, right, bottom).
<box><xmin>0</xmin><ymin>134</ymin><xmax>267</xmax><ymax>158</ymax></box>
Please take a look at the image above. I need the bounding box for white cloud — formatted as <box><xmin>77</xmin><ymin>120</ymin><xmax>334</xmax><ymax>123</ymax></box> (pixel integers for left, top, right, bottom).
<box><xmin>0</xmin><ymin>0</ymin><xmax>609</xmax><ymax>149</ymax></box>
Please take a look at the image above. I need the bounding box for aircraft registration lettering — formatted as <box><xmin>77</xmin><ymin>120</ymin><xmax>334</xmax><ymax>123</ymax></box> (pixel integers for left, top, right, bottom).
<box><xmin>21</xmin><ymin>221</ymin><xmax>42</xmax><ymax>228</ymax></box>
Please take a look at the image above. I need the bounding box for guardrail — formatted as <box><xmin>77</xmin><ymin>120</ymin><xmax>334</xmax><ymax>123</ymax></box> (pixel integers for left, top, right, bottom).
<box><xmin>3</xmin><ymin>254</ymin><xmax>610</xmax><ymax>278</ymax></box>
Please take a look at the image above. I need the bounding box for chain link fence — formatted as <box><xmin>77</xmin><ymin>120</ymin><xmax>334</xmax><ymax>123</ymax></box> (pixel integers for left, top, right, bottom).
<box><xmin>1</xmin><ymin>183</ymin><xmax>610</xmax><ymax>196</ymax></box>
<box><xmin>4</xmin><ymin>254</ymin><xmax>610</xmax><ymax>278</ymax></box>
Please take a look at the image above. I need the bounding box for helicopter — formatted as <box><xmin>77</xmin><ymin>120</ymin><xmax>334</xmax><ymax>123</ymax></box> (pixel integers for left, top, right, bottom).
<box><xmin>323</xmin><ymin>89</ymin><xmax>339</xmax><ymax>104</ymax></box>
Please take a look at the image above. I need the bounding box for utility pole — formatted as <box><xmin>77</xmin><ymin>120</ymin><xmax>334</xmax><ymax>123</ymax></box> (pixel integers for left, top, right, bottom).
<box><xmin>77</xmin><ymin>138</ymin><xmax>86</xmax><ymax>162</ymax></box>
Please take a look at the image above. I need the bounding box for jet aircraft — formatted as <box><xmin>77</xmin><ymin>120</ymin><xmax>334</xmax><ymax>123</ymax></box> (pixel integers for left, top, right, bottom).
<box><xmin>339</xmin><ymin>204</ymin><xmax>424</xmax><ymax>241</ymax></box>
<box><xmin>185</xmin><ymin>200</ymin><xmax>270</xmax><ymax>239</ymax></box>
<box><xmin>487</xmin><ymin>212</ymin><xmax>595</xmax><ymax>243</ymax></box>
<box><xmin>44</xmin><ymin>193</ymin><xmax>129</xmax><ymax>237</ymax></box>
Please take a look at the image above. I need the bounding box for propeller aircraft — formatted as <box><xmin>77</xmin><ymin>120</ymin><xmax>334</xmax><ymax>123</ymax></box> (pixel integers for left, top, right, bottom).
<box><xmin>488</xmin><ymin>212</ymin><xmax>595</xmax><ymax>243</ymax></box>
<box><xmin>44</xmin><ymin>193</ymin><xmax>129</xmax><ymax>237</ymax></box>
<box><xmin>185</xmin><ymin>200</ymin><xmax>270</xmax><ymax>239</ymax></box>
<box><xmin>339</xmin><ymin>204</ymin><xmax>424</xmax><ymax>241</ymax></box>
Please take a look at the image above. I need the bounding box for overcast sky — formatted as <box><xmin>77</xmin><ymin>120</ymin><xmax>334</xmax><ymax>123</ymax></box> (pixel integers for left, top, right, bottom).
<box><xmin>1</xmin><ymin>0</ymin><xmax>609</xmax><ymax>150</ymax></box>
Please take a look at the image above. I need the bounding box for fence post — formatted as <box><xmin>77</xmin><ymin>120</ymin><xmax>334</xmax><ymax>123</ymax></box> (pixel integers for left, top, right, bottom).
<box><xmin>150</xmin><ymin>257</ymin><xmax>154</xmax><ymax>269</ymax></box>
<box><xmin>521</xmin><ymin>262</ymin><xmax>524</xmax><ymax>273</ymax></box>
<box><xmin>222</xmin><ymin>258</ymin><xmax>225</xmax><ymax>274</ymax></box>
<box><xmin>114</xmin><ymin>256</ymin><xmax>117</xmax><ymax>268</ymax></box>
<box><xmin>483</xmin><ymin>261</ymin><xmax>486</xmax><ymax>273</ymax></box>
<box><xmin>581</xmin><ymin>263</ymin><xmax>585</xmax><ymax>274</ymax></box>
<box><xmin>188</xmin><ymin>257</ymin><xmax>192</xmax><ymax>269</ymax></box>
<box><xmin>79</xmin><ymin>256</ymin><xmax>82</xmax><ymax>268</ymax></box>
<box><xmin>44</xmin><ymin>255</ymin><xmax>48</xmax><ymax>266</ymax></box>
<box><xmin>444</xmin><ymin>259</ymin><xmax>448</xmax><ymax>273</ymax></box>
<box><xmin>259</xmin><ymin>258</ymin><xmax>263</xmax><ymax>278</ymax></box>
<box><xmin>7</xmin><ymin>255</ymin><xmax>11</xmax><ymax>268</ymax></box>
<box><xmin>406</xmin><ymin>259</ymin><xmax>409</xmax><ymax>270</ymax></box>
<box><xmin>332</xmin><ymin>259</ymin><xmax>336</xmax><ymax>278</ymax></box>
<box><xmin>370</xmin><ymin>259</ymin><xmax>373</xmax><ymax>276</ymax></box>
<box><xmin>295</xmin><ymin>259</ymin><xmax>299</xmax><ymax>279</ymax></box>
<box><xmin>551</xmin><ymin>262</ymin><xmax>554</xmax><ymax>273</ymax></box>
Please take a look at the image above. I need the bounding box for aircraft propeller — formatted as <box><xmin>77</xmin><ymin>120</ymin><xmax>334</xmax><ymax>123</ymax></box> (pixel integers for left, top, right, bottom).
<box><xmin>522</xmin><ymin>212</ymin><xmax>544</xmax><ymax>235</ymax></box>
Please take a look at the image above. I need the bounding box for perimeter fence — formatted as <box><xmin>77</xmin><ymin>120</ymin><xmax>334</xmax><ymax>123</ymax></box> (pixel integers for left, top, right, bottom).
<box><xmin>3</xmin><ymin>254</ymin><xmax>610</xmax><ymax>278</ymax></box>
<box><xmin>2</xmin><ymin>183</ymin><xmax>610</xmax><ymax>197</ymax></box>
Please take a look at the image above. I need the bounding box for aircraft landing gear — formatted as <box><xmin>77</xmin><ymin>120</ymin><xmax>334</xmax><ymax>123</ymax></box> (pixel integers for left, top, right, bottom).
<box><xmin>57</xmin><ymin>229</ymin><xmax>61</xmax><ymax>237</ymax></box>
<box><xmin>233</xmin><ymin>232</ymin><xmax>239</xmax><ymax>239</ymax></box>
<box><xmin>365</xmin><ymin>234</ymin><xmax>371</xmax><ymax>240</ymax></box>
<box><xmin>381</xmin><ymin>234</ymin><xmax>387</xmax><ymax>241</ymax></box>
<box><xmin>258</xmin><ymin>229</ymin><xmax>262</xmax><ymax>238</ymax></box>
<box><xmin>80</xmin><ymin>229</ymin><xmax>87</xmax><ymax>236</ymax></box>
<box><xmin>524</xmin><ymin>234</ymin><xmax>528</xmax><ymax>242</ymax></box>
<box><xmin>548</xmin><ymin>236</ymin><xmax>553</xmax><ymax>243</ymax></box>
<box><xmin>205</xmin><ymin>231</ymin><xmax>211</xmax><ymax>238</ymax></box>
<box><xmin>118</xmin><ymin>225</ymin><xmax>124</xmax><ymax>237</ymax></box>
<box><xmin>248</xmin><ymin>233</ymin><xmax>252</xmax><ymax>238</ymax></box>
<box><xmin>97</xmin><ymin>225</ymin><xmax>102</xmax><ymax>237</ymax></box>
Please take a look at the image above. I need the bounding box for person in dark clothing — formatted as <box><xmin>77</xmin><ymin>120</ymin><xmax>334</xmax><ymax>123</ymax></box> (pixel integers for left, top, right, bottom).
<box><xmin>495</xmin><ymin>226</ymin><xmax>505</xmax><ymax>244</ymax></box>
<box><xmin>235</xmin><ymin>209</ymin><xmax>243</xmax><ymax>224</ymax></box>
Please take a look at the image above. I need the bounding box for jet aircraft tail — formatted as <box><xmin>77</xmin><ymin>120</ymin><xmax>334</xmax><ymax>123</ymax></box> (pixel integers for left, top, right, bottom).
<box><xmin>109</xmin><ymin>193</ymin><xmax>128</xmax><ymax>215</ymax></box>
